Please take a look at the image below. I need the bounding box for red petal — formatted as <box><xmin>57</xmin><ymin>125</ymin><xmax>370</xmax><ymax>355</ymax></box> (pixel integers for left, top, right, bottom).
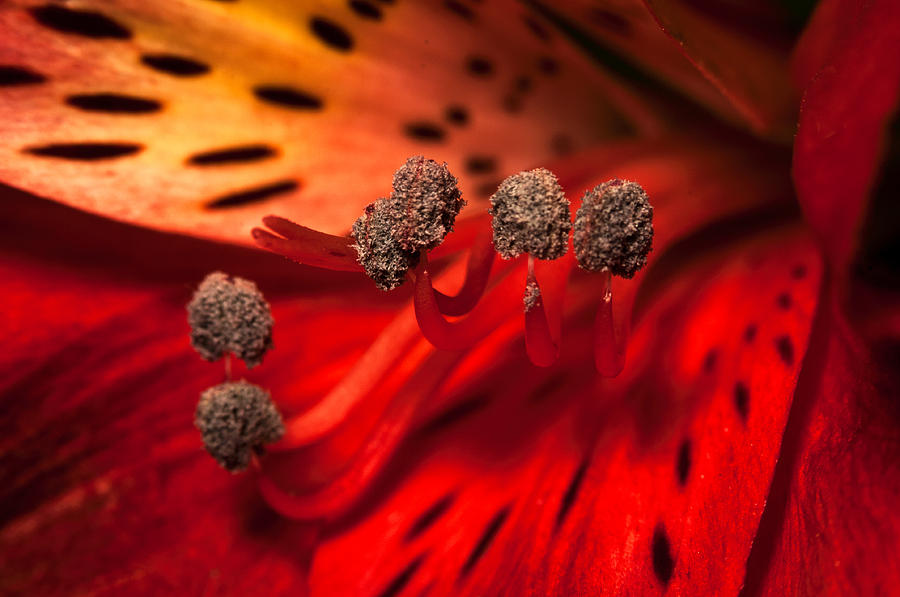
<box><xmin>0</xmin><ymin>186</ymin><xmax>396</xmax><ymax>593</ymax></box>
<box><xmin>743</xmin><ymin>297</ymin><xmax>900</xmax><ymax>595</ymax></box>
<box><xmin>309</xmin><ymin>223</ymin><xmax>823</xmax><ymax>595</ymax></box>
<box><xmin>791</xmin><ymin>0</ymin><xmax>900</xmax><ymax>271</ymax></box>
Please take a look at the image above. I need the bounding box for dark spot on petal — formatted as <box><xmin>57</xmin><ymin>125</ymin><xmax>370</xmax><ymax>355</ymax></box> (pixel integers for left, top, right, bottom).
<box><xmin>253</xmin><ymin>85</ymin><xmax>323</xmax><ymax>110</ymax></box>
<box><xmin>141</xmin><ymin>53</ymin><xmax>210</xmax><ymax>77</ymax></box>
<box><xmin>30</xmin><ymin>5</ymin><xmax>132</xmax><ymax>39</ymax></box>
<box><xmin>404</xmin><ymin>121</ymin><xmax>446</xmax><ymax>143</ymax></box>
<box><xmin>377</xmin><ymin>555</ymin><xmax>425</xmax><ymax>597</ymax></box>
<box><xmin>466</xmin><ymin>56</ymin><xmax>494</xmax><ymax>77</ymax></box>
<box><xmin>0</xmin><ymin>65</ymin><xmax>47</xmax><ymax>86</ymax></box>
<box><xmin>550</xmin><ymin>133</ymin><xmax>574</xmax><ymax>156</ymax></box>
<box><xmin>538</xmin><ymin>55</ymin><xmax>559</xmax><ymax>75</ymax></box>
<box><xmin>775</xmin><ymin>335</ymin><xmax>794</xmax><ymax>366</ymax></box>
<box><xmin>405</xmin><ymin>493</ymin><xmax>455</xmax><ymax>542</ymax></box>
<box><xmin>65</xmin><ymin>93</ymin><xmax>162</xmax><ymax>114</ymax></box>
<box><xmin>555</xmin><ymin>457</ymin><xmax>590</xmax><ymax>529</ymax></box>
<box><xmin>734</xmin><ymin>381</ymin><xmax>749</xmax><ymax>423</ymax></box>
<box><xmin>743</xmin><ymin>323</ymin><xmax>758</xmax><ymax>343</ymax></box>
<box><xmin>514</xmin><ymin>75</ymin><xmax>533</xmax><ymax>93</ymax></box>
<box><xmin>349</xmin><ymin>0</ymin><xmax>383</xmax><ymax>20</ymax></box>
<box><xmin>376</xmin><ymin>0</ymin><xmax>395</xmax><ymax>3</ymax></box>
<box><xmin>652</xmin><ymin>523</ymin><xmax>674</xmax><ymax>586</ymax></box>
<box><xmin>419</xmin><ymin>395</ymin><xmax>489</xmax><ymax>434</ymax></box>
<box><xmin>791</xmin><ymin>264</ymin><xmax>807</xmax><ymax>279</ymax></box>
<box><xmin>702</xmin><ymin>348</ymin><xmax>718</xmax><ymax>372</ymax></box>
<box><xmin>25</xmin><ymin>142</ymin><xmax>142</xmax><ymax>160</ymax></box>
<box><xmin>589</xmin><ymin>8</ymin><xmax>632</xmax><ymax>35</ymax></box>
<box><xmin>460</xmin><ymin>506</ymin><xmax>510</xmax><ymax>579</ymax></box>
<box><xmin>522</xmin><ymin>15</ymin><xmax>551</xmax><ymax>42</ymax></box>
<box><xmin>444</xmin><ymin>0</ymin><xmax>475</xmax><ymax>21</ymax></box>
<box><xmin>465</xmin><ymin>155</ymin><xmax>497</xmax><ymax>175</ymax></box>
<box><xmin>206</xmin><ymin>180</ymin><xmax>299</xmax><ymax>209</ymax></box>
<box><xmin>188</xmin><ymin>144</ymin><xmax>278</xmax><ymax>166</ymax></box>
<box><xmin>776</xmin><ymin>292</ymin><xmax>792</xmax><ymax>310</ymax></box>
<box><xmin>676</xmin><ymin>439</ymin><xmax>691</xmax><ymax>486</ymax></box>
<box><xmin>502</xmin><ymin>94</ymin><xmax>523</xmax><ymax>113</ymax></box>
<box><xmin>309</xmin><ymin>16</ymin><xmax>354</xmax><ymax>51</ymax></box>
<box><xmin>445</xmin><ymin>105</ymin><xmax>469</xmax><ymax>126</ymax></box>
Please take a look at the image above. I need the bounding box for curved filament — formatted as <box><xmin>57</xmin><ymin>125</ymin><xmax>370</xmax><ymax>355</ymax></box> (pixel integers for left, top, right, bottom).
<box><xmin>252</xmin><ymin>215</ymin><xmax>363</xmax><ymax>272</ymax></box>
<box><xmin>594</xmin><ymin>270</ymin><xmax>627</xmax><ymax>377</ymax></box>
<box><xmin>272</xmin><ymin>305</ymin><xmax>421</xmax><ymax>451</ymax></box>
<box><xmin>413</xmin><ymin>254</ymin><xmax>523</xmax><ymax>351</ymax></box>
<box><xmin>257</xmin><ymin>351</ymin><xmax>464</xmax><ymax>521</ymax></box>
<box><xmin>433</xmin><ymin>227</ymin><xmax>496</xmax><ymax>316</ymax></box>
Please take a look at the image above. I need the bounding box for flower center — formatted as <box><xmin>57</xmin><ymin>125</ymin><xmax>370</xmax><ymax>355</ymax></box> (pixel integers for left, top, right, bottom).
<box><xmin>190</xmin><ymin>155</ymin><xmax>654</xmax><ymax>519</ymax></box>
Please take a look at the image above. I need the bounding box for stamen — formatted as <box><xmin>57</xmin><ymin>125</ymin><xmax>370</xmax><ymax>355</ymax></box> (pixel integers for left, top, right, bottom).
<box><xmin>390</xmin><ymin>155</ymin><xmax>465</xmax><ymax>253</ymax></box>
<box><xmin>272</xmin><ymin>304</ymin><xmax>422</xmax><ymax>450</ymax></box>
<box><xmin>187</xmin><ymin>272</ymin><xmax>274</xmax><ymax>368</ymax></box>
<box><xmin>252</xmin><ymin>215</ymin><xmax>363</xmax><ymax>272</ymax></box>
<box><xmin>195</xmin><ymin>381</ymin><xmax>285</xmax><ymax>472</ymax></box>
<box><xmin>433</xmin><ymin>226</ymin><xmax>496</xmax><ymax>316</ymax></box>
<box><xmin>593</xmin><ymin>270</ymin><xmax>626</xmax><ymax>377</ymax></box>
<box><xmin>352</xmin><ymin>157</ymin><xmax>464</xmax><ymax>291</ymax></box>
<box><xmin>573</xmin><ymin>179</ymin><xmax>653</xmax><ymax>278</ymax></box>
<box><xmin>413</xmin><ymin>253</ymin><xmax>524</xmax><ymax>350</ymax></box>
<box><xmin>352</xmin><ymin>200</ymin><xmax>419</xmax><ymax>291</ymax></box>
<box><xmin>257</xmin><ymin>351</ymin><xmax>464</xmax><ymax>520</ymax></box>
<box><xmin>489</xmin><ymin>168</ymin><xmax>571</xmax><ymax>260</ymax></box>
<box><xmin>524</xmin><ymin>256</ymin><xmax>559</xmax><ymax>367</ymax></box>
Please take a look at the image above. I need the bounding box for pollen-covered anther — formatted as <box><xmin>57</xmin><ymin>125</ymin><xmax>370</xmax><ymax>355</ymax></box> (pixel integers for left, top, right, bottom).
<box><xmin>574</xmin><ymin>179</ymin><xmax>654</xmax><ymax>278</ymax></box>
<box><xmin>390</xmin><ymin>155</ymin><xmax>465</xmax><ymax>252</ymax></box>
<box><xmin>351</xmin><ymin>156</ymin><xmax>462</xmax><ymax>291</ymax></box>
<box><xmin>351</xmin><ymin>200</ymin><xmax>420</xmax><ymax>291</ymax></box>
<box><xmin>194</xmin><ymin>381</ymin><xmax>285</xmax><ymax>472</ymax></box>
<box><xmin>489</xmin><ymin>168</ymin><xmax>571</xmax><ymax>260</ymax></box>
<box><xmin>187</xmin><ymin>272</ymin><xmax>274</xmax><ymax>367</ymax></box>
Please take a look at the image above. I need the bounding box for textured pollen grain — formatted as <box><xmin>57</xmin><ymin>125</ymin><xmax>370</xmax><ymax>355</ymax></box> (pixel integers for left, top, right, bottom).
<box><xmin>187</xmin><ymin>272</ymin><xmax>274</xmax><ymax>367</ymax></box>
<box><xmin>573</xmin><ymin>179</ymin><xmax>653</xmax><ymax>278</ymax></box>
<box><xmin>194</xmin><ymin>381</ymin><xmax>284</xmax><ymax>472</ymax></box>
<box><xmin>489</xmin><ymin>168</ymin><xmax>571</xmax><ymax>260</ymax></box>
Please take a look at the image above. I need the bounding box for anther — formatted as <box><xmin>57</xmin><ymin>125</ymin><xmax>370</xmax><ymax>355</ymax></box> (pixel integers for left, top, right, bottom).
<box><xmin>573</xmin><ymin>179</ymin><xmax>653</xmax><ymax>278</ymax></box>
<box><xmin>194</xmin><ymin>381</ymin><xmax>285</xmax><ymax>472</ymax></box>
<box><xmin>390</xmin><ymin>155</ymin><xmax>465</xmax><ymax>253</ymax></box>
<box><xmin>352</xmin><ymin>156</ymin><xmax>463</xmax><ymax>291</ymax></box>
<box><xmin>351</xmin><ymin>200</ymin><xmax>421</xmax><ymax>291</ymax></box>
<box><xmin>187</xmin><ymin>272</ymin><xmax>274</xmax><ymax>367</ymax></box>
<box><xmin>489</xmin><ymin>168</ymin><xmax>571</xmax><ymax>261</ymax></box>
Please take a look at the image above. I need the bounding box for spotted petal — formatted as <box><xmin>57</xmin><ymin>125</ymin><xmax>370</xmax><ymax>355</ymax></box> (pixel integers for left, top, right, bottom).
<box><xmin>0</xmin><ymin>0</ymin><xmax>648</xmax><ymax>243</ymax></box>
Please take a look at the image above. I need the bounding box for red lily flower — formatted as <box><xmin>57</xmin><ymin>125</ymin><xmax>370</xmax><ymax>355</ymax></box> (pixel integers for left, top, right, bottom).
<box><xmin>0</xmin><ymin>0</ymin><xmax>897</xmax><ymax>595</ymax></box>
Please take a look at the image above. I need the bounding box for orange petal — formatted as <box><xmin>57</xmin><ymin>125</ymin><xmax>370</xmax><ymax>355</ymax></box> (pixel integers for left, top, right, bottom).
<box><xmin>0</xmin><ymin>0</ymin><xmax>650</xmax><ymax>243</ymax></box>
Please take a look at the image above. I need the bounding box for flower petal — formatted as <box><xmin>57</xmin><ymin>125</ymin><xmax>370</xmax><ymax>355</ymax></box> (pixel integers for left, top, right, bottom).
<box><xmin>309</xmin><ymin>223</ymin><xmax>822</xmax><ymax>595</ymax></box>
<box><xmin>546</xmin><ymin>0</ymin><xmax>797</xmax><ymax>137</ymax></box>
<box><xmin>743</xmin><ymin>298</ymin><xmax>900</xmax><ymax>595</ymax></box>
<box><xmin>0</xmin><ymin>0</ymin><xmax>647</xmax><ymax>242</ymax></box>
<box><xmin>791</xmin><ymin>0</ymin><xmax>900</xmax><ymax>272</ymax></box>
<box><xmin>0</xmin><ymin>185</ymin><xmax>398</xmax><ymax>593</ymax></box>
